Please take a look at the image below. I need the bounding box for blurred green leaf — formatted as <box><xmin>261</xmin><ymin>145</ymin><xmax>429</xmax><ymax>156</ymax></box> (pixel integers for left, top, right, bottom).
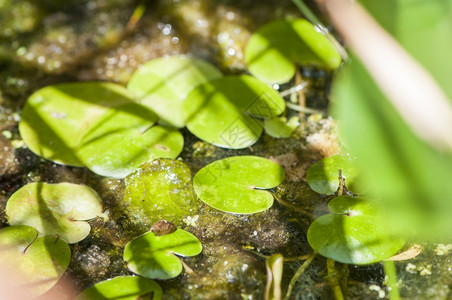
<box><xmin>332</xmin><ymin>1</ymin><xmax>452</xmax><ymax>239</ymax></box>
<box><xmin>244</xmin><ymin>18</ymin><xmax>341</xmax><ymax>84</ymax></box>
<box><xmin>75</xmin><ymin>276</ymin><xmax>162</xmax><ymax>300</ymax></box>
<box><xmin>307</xmin><ymin>196</ymin><xmax>405</xmax><ymax>264</ymax></box>
<box><xmin>0</xmin><ymin>225</ymin><xmax>70</xmax><ymax>297</ymax></box>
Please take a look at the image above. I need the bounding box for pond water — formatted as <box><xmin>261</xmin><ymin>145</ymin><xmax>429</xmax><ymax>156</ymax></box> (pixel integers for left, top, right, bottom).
<box><xmin>1</xmin><ymin>0</ymin><xmax>451</xmax><ymax>299</ymax></box>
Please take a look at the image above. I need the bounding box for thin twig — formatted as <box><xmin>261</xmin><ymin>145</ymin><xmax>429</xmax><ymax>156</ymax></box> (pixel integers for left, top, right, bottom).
<box><xmin>280</xmin><ymin>82</ymin><xmax>309</xmax><ymax>97</ymax></box>
<box><xmin>286</xmin><ymin>102</ymin><xmax>324</xmax><ymax>115</ymax></box>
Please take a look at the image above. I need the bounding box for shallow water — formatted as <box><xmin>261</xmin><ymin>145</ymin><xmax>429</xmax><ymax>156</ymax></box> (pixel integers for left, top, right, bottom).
<box><xmin>1</xmin><ymin>0</ymin><xmax>451</xmax><ymax>299</ymax></box>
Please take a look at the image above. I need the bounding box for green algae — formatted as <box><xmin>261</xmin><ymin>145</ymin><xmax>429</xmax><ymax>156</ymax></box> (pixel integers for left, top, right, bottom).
<box><xmin>123</xmin><ymin>159</ymin><xmax>201</xmax><ymax>231</ymax></box>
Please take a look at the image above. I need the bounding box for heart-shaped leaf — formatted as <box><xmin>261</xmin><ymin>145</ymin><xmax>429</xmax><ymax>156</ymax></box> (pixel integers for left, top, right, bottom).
<box><xmin>0</xmin><ymin>225</ymin><xmax>71</xmax><ymax>297</ymax></box>
<box><xmin>244</xmin><ymin>18</ymin><xmax>342</xmax><ymax>84</ymax></box>
<box><xmin>127</xmin><ymin>55</ymin><xmax>222</xmax><ymax>128</ymax></box>
<box><xmin>6</xmin><ymin>182</ymin><xmax>103</xmax><ymax>244</ymax></box>
<box><xmin>307</xmin><ymin>196</ymin><xmax>405</xmax><ymax>265</ymax></box>
<box><xmin>19</xmin><ymin>82</ymin><xmax>156</xmax><ymax>167</ymax></box>
<box><xmin>75</xmin><ymin>276</ymin><xmax>162</xmax><ymax>300</ymax></box>
<box><xmin>123</xmin><ymin>159</ymin><xmax>200</xmax><ymax>228</ymax></box>
<box><xmin>193</xmin><ymin>156</ymin><xmax>285</xmax><ymax>214</ymax></box>
<box><xmin>306</xmin><ymin>154</ymin><xmax>361</xmax><ymax>195</ymax></box>
<box><xmin>184</xmin><ymin>75</ymin><xmax>285</xmax><ymax>149</ymax></box>
<box><xmin>124</xmin><ymin>229</ymin><xmax>202</xmax><ymax>280</ymax></box>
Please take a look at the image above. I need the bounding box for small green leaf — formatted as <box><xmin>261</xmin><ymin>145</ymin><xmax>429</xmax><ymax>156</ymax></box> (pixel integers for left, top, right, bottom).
<box><xmin>0</xmin><ymin>225</ymin><xmax>71</xmax><ymax>297</ymax></box>
<box><xmin>193</xmin><ymin>156</ymin><xmax>285</xmax><ymax>214</ymax></box>
<box><xmin>245</xmin><ymin>19</ymin><xmax>341</xmax><ymax>84</ymax></box>
<box><xmin>307</xmin><ymin>196</ymin><xmax>405</xmax><ymax>265</ymax></box>
<box><xmin>75</xmin><ymin>276</ymin><xmax>162</xmax><ymax>300</ymax></box>
<box><xmin>123</xmin><ymin>159</ymin><xmax>200</xmax><ymax>228</ymax></box>
<box><xmin>127</xmin><ymin>55</ymin><xmax>222</xmax><ymax>128</ymax></box>
<box><xmin>19</xmin><ymin>82</ymin><xmax>156</xmax><ymax>167</ymax></box>
<box><xmin>264</xmin><ymin>116</ymin><xmax>300</xmax><ymax>138</ymax></box>
<box><xmin>6</xmin><ymin>182</ymin><xmax>103</xmax><ymax>244</ymax></box>
<box><xmin>306</xmin><ymin>154</ymin><xmax>360</xmax><ymax>195</ymax></box>
<box><xmin>184</xmin><ymin>75</ymin><xmax>285</xmax><ymax>149</ymax></box>
<box><xmin>124</xmin><ymin>229</ymin><xmax>202</xmax><ymax>280</ymax></box>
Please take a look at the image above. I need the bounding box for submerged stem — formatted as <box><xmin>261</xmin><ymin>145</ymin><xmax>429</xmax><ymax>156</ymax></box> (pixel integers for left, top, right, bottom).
<box><xmin>383</xmin><ymin>260</ymin><xmax>400</xmax><ymax>300</ymax></box>
<box><xmin>327</xmin><ymin>259</ymin><xmax>345</xmax><ymax>300</ymax></box>
<box><xmin>284</xmin><ymin>252</ymin><xmax>317</xmax><ymax>300</ymax></box>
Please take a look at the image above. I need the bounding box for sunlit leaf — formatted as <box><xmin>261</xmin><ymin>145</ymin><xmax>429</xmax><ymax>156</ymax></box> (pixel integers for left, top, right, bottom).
<box><xmin>245</xmin><ymin>18</ymin><xmax>341</xmax><ymax>84</ymax></box>
<box><xmin>307</xmin><ymin>196</ymin><xmax>405</xmax><ymax>264</ymax></box>
<box><xmin>193</xmin><ymin>156</ymin><xmax>285</xmax><ymax>214</ymax></box>
<box><xmin>124</xmin><ymin>229</ymin><xmax>202</xmax><ymax>280</ymax></box>
<box><xmin>6</xmin><ymin>182</ymin><xmax>102</xmax><ymax>243</ymax></box>
<box><xmin>127</xmin><ymin>55</ymin><xmax>222</xmax><ymax>128</ymax></box>
<box><xmin>184</xmin><ymin>75</ymin><xmax>285</xmax><ymax>149</ymax></box>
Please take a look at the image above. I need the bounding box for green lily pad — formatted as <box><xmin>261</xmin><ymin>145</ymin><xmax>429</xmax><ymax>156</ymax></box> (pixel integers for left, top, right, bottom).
<box><xmin>184</xmin><ymin>75</ymin><xmax>285</xmax><ymax>149</ymax></box>
<box><xmin>307</xmin><ymin>196</ymin><xmax>405</xmax><ymax>265</ymax></box>
<box><xmin>264</xmin><ymin>116</ymin><xmax>300</xmax><ymax>138</ymax></box>
<box><xmin>306</xmin><ymin>154</ymin><xmax>361</xmax><ymax>195</ymax></box>
<box><xmin>75</xmin><ymin>276</ymin><xmax>162</xmax><ymax>300</ymax></box>
<box><xmin>127</xmin><ymin>55</ymin><xmax>222</xmax><ymax>128</ymax></box>
<box><xmin>124</xmin><ymin>229</ymin><xmax>202</xmax><ymax>280</ymax></box>
<box><xmin>6</xmin><ymin>182</ymin><xmax>103</xmax><ymax>244</ymax></box>
<box><xmin>19</xmin><ymin>82</ymin><xmax>157</xmax><ymax>167</ymax></box>
<box><xmin>0</xmin><ymin>225</ymin><xmax>71</xmax><ymax>297</ymax></box>
<box><xmin>78</xmin><ymin>123</ymin><xmax>184</xmax><ymax>178</ymax></box>
<box><xmin>244</xmin><ymin>18</ymin><xmax>342</xmax><ymax>84</ymax></box>
<box><xmin>193</xmin><ymin>156</ymin><xmax>285</xmax><ymax>214</ymax></box>
<box><xmin>123</xmin><ymin>159</ymin><xmax>200</xmax><ymax>229</ymax></box>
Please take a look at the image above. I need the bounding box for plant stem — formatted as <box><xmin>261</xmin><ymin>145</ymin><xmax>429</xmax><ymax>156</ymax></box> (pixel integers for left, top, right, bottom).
<box><xmin>283</xmin><ymin>252</ymin><xmax>317</xmax><ymax>300</ymax></box>
<box><xmin>383</xmin><ymin>260</ymin><xmax>401</xmax><ymax>300</ymax></box>
<box><xmin>285</xmin><ymin>102</ymin><xmax>324</xmax><ymax>115</ymax></box>
<box><xmin>327</xmin><ymin>259</ymin><xmax>345</xmax><ymax>300</ymax></box>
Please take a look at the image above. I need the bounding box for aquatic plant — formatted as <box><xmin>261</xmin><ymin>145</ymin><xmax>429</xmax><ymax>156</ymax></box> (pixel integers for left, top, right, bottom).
<box><xmin>75</xmin><ymin>276</ymin><xmax>162</xmax><ymax>300</ymax></box>
<box><xmin>0</xmin><ymin>225</ymin><xmax>70</xmax><ymax>297</ymax></box>
<box><xmin>193</xmin><ymin>156</ymin><xmax>285</xmax><ymax>214</ymax></box>
<box><xmin>124</xmin><ymin>226</ymin><xmax>202</xmax><ymax>280</ymax></box>
<box><xmin>127</xmin><ymin>55</ymin><xmax>222</xmax><ymax>128</ymax></box>
<box><xmin>244</xmin><ymin>18</ymin><xmax>342</xmax><ymax>84</ymax></box>
<box><xmin>6</xmin><ymin>182</ymin><xmax>102</xmax><ymax>244</ymax></box>
<box><xmin>19</xmin><ymin>82</ymin><xmax>183</xmax><ymax>178</ymax></box>
<box><xmin>184</xmin><ymin>75</ymin><xmax>286</xmax><ymax>149</ymax></box>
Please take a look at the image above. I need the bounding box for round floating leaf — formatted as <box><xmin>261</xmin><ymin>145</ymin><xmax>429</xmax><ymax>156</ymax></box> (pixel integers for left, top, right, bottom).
<box><xmin>184</xmin><ymin>75</ymin><xmax>285</xmax><ymax>149</ymax></box>
<box><xmin>6</xmin><ymin>182</ymin><xmax>103</xmax><ymax>244</ymax></box>
<box><xmin>127</xmin><ymin>55</ymin><xmax>222</xmax><ymax>128</ymax></box>
<box><xmin>124</xmin><ymin>229</ymin><xmax>202</xmax><ymax>280</ymax></box>
<box><xmin>245</xmin><ymin>18</ymin><xmax>342</xmax><ymax>84</ymax></box>
<box><xmin>123</xmin><ymin>159</ymin><xmax>200</xmax><ymax>228</ymax></box>
<box><xmin>78</xmin><ymin>124</ymin><xmax>184</xmax><ymax>178</ymax></box>
<box><xmin>19</xmin><ymin>82</ymin><xmax>156</xmax><ymax>167</ymax></box>
<box><xmin>0</xmin><ymin>225</ymin><xmax>71</xmax><ymax>297</ymax></box>
<box><xmin>75</xmin><ymin>276</ymin><xmax>162</xmax><ymax>300</ymax></box>
<box><xmin>193</xmin><ymin>156</ymin><xmax>285</xmax><ymax>214</ymax></box>
<box><xmin>306</xmin><ymin>154</ymin><xmax>361</xmax><ymax>195</ymax></box>
<box><xmin>264</xmin><ymin>116</ymin><xmax>300</xmax><ymax>138</ymax></box>
<box><xmin>307</xmin><ymin>196</ymin><xmax>405</xmax><ymax>265</ymax></box>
